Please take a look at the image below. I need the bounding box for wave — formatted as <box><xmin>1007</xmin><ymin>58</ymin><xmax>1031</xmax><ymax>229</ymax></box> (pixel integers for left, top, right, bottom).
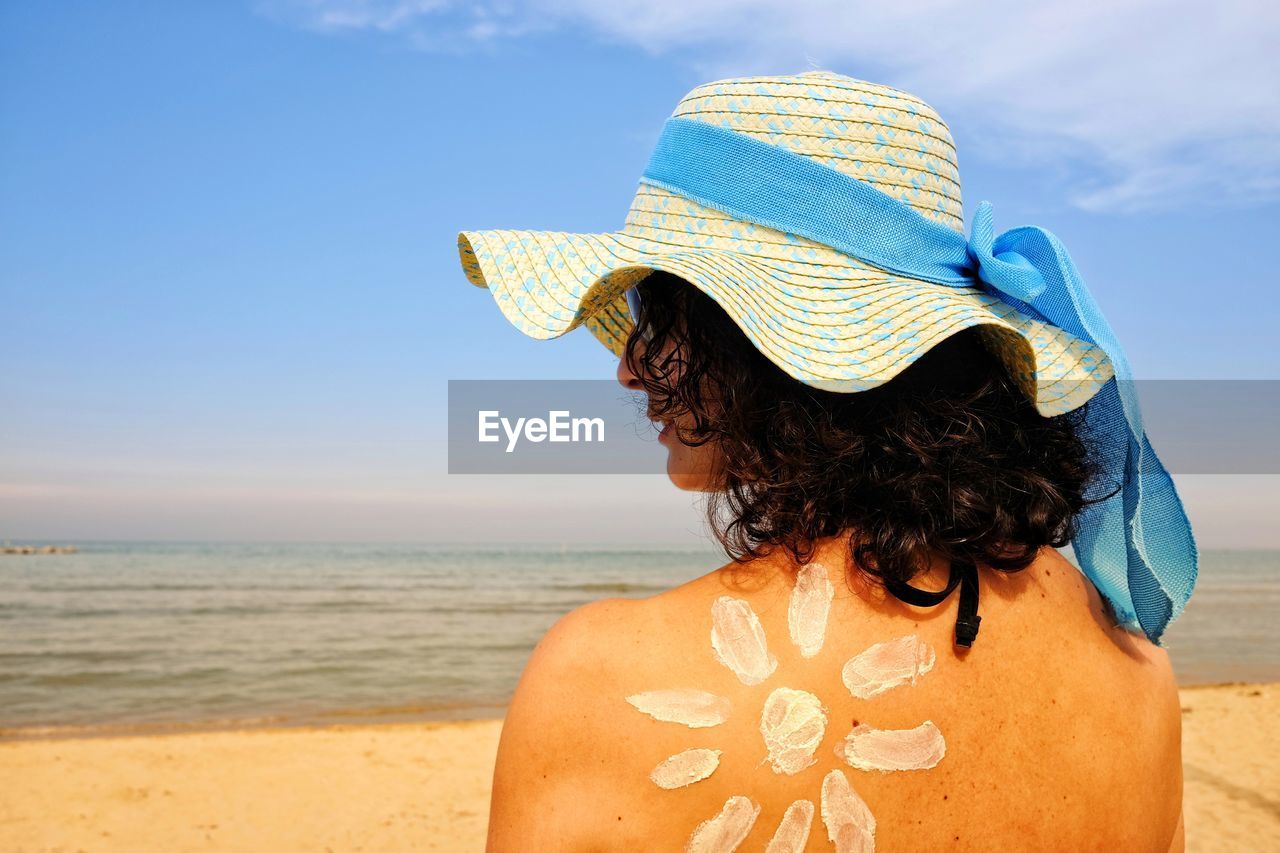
<box><xmin>548</xmin><ymin>581</ymin><xmax>667</xmax><ymax>593</ymax></box>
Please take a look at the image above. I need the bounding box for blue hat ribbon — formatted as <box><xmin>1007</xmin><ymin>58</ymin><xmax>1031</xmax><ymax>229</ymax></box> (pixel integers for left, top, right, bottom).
<box><xmin>965</xmin><ymin>201</ymin><xmax>1046</xmax><ymax>303</ymax></box>
<box><xmin>638</xmin><ymin>116</ymin><xmax>1198</xmax><ymax>643</ymax></box>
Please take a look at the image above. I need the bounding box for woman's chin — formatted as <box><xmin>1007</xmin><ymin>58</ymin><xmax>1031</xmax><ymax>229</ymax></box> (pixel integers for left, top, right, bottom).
<box><xmin>666</xmin><ymin>471</ymin><xmax>704</xmax><ymax>491</ymax></box>
<box><xmin>665</xmin><ymin>453</ymin><xmax>712</xmax><ymax>491</ymax></box>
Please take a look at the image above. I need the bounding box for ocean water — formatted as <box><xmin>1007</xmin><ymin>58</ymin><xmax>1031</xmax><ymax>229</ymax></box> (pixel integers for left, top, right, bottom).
<box><xmin>0</xmin><ymin>543</ymin><xmax>1275</xmax><ymax>733</ymax></box>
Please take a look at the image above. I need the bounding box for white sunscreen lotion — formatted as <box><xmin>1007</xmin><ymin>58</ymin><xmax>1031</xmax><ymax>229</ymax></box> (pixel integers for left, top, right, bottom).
<box><xmin>841</xmin><ymin>635</ymin><xmax>936</xmax><ymax>700</ymax></box>
<box><xmin>650</xmin><ymin>748</ymin><xmax>722</xmax><ymax>790</ymax></box>
<box><xmin>759</xmin><ymin>687</ymin><xmax>827</xmax><ymax>775</ymax></box>
<box><xmin>788</xmin><ymin>562</ymin><xmax>835</xmax><ymax>658</ymax></box>
<box><xmin>626</xmin><ymin>689</ymin><xmax>732</xmax><ymax>728</ymax></box>
<box><xmin>821</xmin><ymin>769</ymin><xmax>876</xmax><ymax>853</ymax></box>
<box><xmin>838</xmin><ymin>720</ymin><xmax>946</xmax><ymax>772</ymax></box>
<box><xmin>686</xmin><ymin>795</ymin><xmax>761</xmax><ymax>853</ymax></box>
<box><xmin>710</xmin><ymin>596</ymin><xmax>777</xmax><ymax>686</ymax></box>
<box><xmin>764</xmin><ymin>799</ymin><xmax>815</xmax><ymax>853</ymax></box>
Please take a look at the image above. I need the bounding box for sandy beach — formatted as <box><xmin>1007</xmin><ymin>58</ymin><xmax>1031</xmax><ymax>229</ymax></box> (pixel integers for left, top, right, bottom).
<box><xmin>1</xmin><ymin>684</ymin><xmax>1276</xmax><ymax>851</ymax></box>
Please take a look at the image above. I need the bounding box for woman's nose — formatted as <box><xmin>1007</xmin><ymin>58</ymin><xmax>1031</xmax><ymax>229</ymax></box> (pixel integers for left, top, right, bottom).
<box><xmin>617</xmin><ymin>342</ymin><xmax>643</xmax><ymax>390</ymax></box>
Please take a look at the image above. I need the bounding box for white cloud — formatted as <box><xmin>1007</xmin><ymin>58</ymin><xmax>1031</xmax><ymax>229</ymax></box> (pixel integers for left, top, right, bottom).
<box><xmin>260</xmin><ymin>0</ymin><xmax>1280</xmax><ymax>212</ymax></box>
<box><xmin>265</xmin><ymin>0</ymin><xmax>450</xmax><ymax>32</ymax></box>
<box><xmin>256</xmin><ymin>0</ymin><xmax>548</xmax><ymax>49</ymax></box>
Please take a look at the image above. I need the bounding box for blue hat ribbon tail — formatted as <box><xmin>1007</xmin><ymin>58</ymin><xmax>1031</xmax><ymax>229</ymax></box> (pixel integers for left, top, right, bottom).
<box><xmin>966</xmin><ymin>201</ymin><xmax>1198</xmax><ymax>642</ymax></box>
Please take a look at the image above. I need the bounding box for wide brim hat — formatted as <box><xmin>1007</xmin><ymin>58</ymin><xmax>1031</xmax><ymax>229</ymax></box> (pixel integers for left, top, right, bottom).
<box><xmin>455</xmin><ymin>69</ymin><xmax>1200</xmax><ymax>646</ymax></box>
<box><xmin>457</xmin><ymin>71</ymin><xmax>1112</xmax><ymax>417</ymax></box>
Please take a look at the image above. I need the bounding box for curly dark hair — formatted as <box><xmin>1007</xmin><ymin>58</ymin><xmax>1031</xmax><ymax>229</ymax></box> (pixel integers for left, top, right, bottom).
<box><xmin>623</xmin><ymin>269</ymin><xmax>1106</xmax><ymax>589</ymax></box>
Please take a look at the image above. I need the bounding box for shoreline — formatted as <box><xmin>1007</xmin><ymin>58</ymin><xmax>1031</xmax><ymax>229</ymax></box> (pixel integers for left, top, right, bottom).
<box><xmin>0</xmin><ymin>702</ymin><xmax>508</xmax><ymax>744</ymax></box>
<box><xmin>0</xmin><ymin>679</ymin><xmax>1267</xmax><ymax>744</ymax></box>
<box><xmin>0</xmin><ymin>683</ymin><xmax>1275</xmax><ymax>851</ymax></box>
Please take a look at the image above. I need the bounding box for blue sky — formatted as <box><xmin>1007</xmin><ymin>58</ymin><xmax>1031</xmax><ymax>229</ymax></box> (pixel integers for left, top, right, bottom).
<box><xmin>2</xmin><ymin>1</ymin><xmax>1277</xmax><ymax>544</ymax></box>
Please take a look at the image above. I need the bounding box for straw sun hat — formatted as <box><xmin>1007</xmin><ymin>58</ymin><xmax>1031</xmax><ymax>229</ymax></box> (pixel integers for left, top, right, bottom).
<box><xmin>458</xmin><ymin>70</ymin><xmax>1109</xmax><ymax>416</ymax></box>
<box><xmin>455</xmin><ymin>69</ymin><xmax>1196</xmax><ymax>642</ymax></box>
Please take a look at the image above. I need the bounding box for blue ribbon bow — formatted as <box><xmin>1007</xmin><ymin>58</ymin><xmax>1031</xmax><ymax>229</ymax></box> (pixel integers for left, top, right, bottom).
<box><xmin>639</xmin><ymin>116</ymin><xmax>1198</xmax><ymax>642</ymax></box>
<box><xmin>965</xmin><ymin>201</ymin><xmax>1047</xmax><ymax>303</ymax></box>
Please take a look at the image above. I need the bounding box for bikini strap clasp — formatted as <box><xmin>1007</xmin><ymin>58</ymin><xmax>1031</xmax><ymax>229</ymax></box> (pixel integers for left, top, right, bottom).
<box><xmin>882</xmin><ymin>558</ymin><xmax>983</xmax><ymax>648</ymax></box>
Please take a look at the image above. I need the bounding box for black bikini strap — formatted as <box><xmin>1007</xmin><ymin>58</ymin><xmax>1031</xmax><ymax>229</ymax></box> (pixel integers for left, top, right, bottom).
<box><xmin>882</xmin><ymin>559</ymin><xmax>983</xmax><ymax>648</ymax></box>
<box><xmin>954</xmin><ymin>560</ymin><xmax>982</xmax><ymax>647</ymax></box>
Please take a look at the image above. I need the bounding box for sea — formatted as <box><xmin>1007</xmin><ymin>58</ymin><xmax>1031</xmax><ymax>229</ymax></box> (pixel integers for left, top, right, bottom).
<box><xmin>1</xmin><ymin>542</ymin><xmax>1276</xmax><ymax>736</ymax></box>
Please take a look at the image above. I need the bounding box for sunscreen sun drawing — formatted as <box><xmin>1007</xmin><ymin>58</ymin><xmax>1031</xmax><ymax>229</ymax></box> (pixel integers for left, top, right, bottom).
<box><xmin>625</xmin><ymin>563</ymin><xmax>945</xmax><ymax>852</ymax></box>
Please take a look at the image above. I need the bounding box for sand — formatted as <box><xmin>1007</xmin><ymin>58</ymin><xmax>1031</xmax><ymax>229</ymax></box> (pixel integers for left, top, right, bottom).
<box><xmin>1180</xmin><ymin>683</ymin><xmax>1280</xmax><ymax>850</ymax></box>
<box><xmin>0</xmin><ymin>718</ymin><xmax>504</xmax><ymax>852</ymax></box>
<box><xmin>1</xmin><ymin>684</ymin><xmax>1275</xmax><ymax>852</ymax></box>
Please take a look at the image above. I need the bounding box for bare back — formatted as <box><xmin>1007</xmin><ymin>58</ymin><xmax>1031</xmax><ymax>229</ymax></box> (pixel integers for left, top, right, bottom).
<box><xmin>488</xmin><ymin>546</ymin><xmax>1183</xmax><ymax>851</ymax></box>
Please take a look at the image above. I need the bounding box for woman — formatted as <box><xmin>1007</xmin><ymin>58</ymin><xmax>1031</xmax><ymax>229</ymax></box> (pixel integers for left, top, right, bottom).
<box><xmin>458</xmin><ymin>71</ymin><xmax>1195</xmax><ymax>851</ymax></box>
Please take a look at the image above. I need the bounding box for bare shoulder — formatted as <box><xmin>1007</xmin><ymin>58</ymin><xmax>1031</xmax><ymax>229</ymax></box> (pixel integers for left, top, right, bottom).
<box><xmin>486</xmin><ymin>566</ymin><xmax>738</xmax><ymax>851</ymax></box>
<box><xmin>485</xmin><ymin>595</ymin><xmax>668</xmax><ymax>852</ymax></box>
<box><xmin>994</xmin><ymin>551</ymin><xmax>1185</xmax><ymax>850</ymax></box>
